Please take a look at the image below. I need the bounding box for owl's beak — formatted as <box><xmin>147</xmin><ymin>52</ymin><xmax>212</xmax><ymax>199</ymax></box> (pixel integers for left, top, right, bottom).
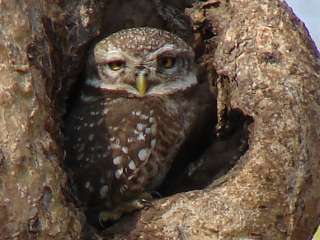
<box><xmin>136</xmin><ymin>72</ymin><xmax>148</xmax><ymax>96</ymax></box>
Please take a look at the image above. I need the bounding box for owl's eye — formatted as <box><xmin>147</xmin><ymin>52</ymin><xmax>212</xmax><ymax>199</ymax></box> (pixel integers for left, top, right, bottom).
<box><xmin>108</xmin><ymin>60</ymin><xmax>125</xmax><ymax>71</ymax></box>
<box><xmin>159</xmin><ymin>57</ymin><xmax>176</xmax><ymax>69</ymax></box>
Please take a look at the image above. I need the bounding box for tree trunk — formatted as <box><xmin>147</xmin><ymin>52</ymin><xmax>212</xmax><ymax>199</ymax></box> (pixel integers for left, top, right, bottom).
<box><xmin>0</xmin><ymin>0</ymin><xmax>319</xmax><ymax>239</ymax></box>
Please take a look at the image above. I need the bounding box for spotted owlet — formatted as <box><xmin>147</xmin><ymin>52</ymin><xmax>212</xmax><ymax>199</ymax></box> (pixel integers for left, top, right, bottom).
<box><xmin>64</xmin><ymin>27</ymin><xmax>214</xmax><ymax>223</ymax></box>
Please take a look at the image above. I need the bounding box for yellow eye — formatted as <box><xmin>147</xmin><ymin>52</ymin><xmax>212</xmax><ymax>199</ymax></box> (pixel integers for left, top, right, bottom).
<box><xmin>160</xmin><ymin>57</ymin><xmax>176</xmax><ymax>69</ymax></box>
<box><xmin>108</xmin><ymin>61</ymin><xmax>125</xmax><ymax>71</ymax></box>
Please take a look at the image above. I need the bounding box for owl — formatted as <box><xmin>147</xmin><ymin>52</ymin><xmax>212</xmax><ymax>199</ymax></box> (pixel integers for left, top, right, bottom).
<box><xmin>64</xmin><ymin>27</ymin><xmax>214</xmax><ymax>224</ymax></box>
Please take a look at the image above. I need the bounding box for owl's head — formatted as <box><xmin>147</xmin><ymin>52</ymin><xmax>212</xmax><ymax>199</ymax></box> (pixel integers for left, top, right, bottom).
<box><xmin>86</xmin><ymin>28</ymin><xmax>197</xmax><ymax>97</ymax></box>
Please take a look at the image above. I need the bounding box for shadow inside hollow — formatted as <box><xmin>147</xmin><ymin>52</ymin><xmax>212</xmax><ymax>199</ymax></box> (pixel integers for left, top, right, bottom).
<box><xmin>159</xmin><ymin>109</ymin><xmax>252</xmax><ymax>196</ymax></box>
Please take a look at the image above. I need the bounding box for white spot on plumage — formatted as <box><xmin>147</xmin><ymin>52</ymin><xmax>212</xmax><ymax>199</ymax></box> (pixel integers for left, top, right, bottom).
<box><xmin>85</xmin><ymin>181</ymin><xmax>94</xmax><ymax>192</ymax></box>
<box><xmin>137</xmin><ymin>133</ymin><xmax>145</xmax><ymax>141</ymax></box>
<box><xmin>122</xmin><ymin>146</ymin><xmax>128</xmax><ymax>154</ymax></box>
<box><xmin>145</xmin><ymin>128</ymin><xmax>151</xmax><ymax>134</ymax></box>
<box><xmin>97</xmin><ymin>118</ymin><xmax>104</xmax><ymax>126</ymax></box>
<box><xmin>113</xmin><ymin>156</ymin><xmax>123</xmax><ymax>165</ymax></box>
<box><xmin>140</xmin><ymin>114</ymin><xmax>149</xmax><ymax>120</ymax></box>
<box><xmin>128</xmin><ymin>160</ymin><xmax>136</xmax><ymax>170</ymax></box>
<box><xmin>138</xmin><ymin>175</ymin><xmax>145</xmax><ymax>184</ymax></box>
<box><xmin>137</xmin><ymin>123</ymin><xmax>146</xmax><ymax>131</ymax></box>
<box><xmin>88</xmin><ymin>134</ymin><xmax>94</xmax><ymax>141</ymax></box>
<box><xmin>151</xmin><ymin>124</ymin><xmax>157</xmax><ymax>136</ymax></box>
<box><xmin>100</xmin><ymin>185</ymin><xmax>109</xmax><ymax>198</ymax></box>
<box><xmin>138</xmin><ymin>148</ymin><xmax>151</xmax><ymax>161</ymax></box>
<box><xmin>149</xmin><ymin>117</ymin><xmax>155</xmax><ymax>123</ymax></box>
<box><xmin>120</xmin><ymin>185</ymin><xmax>128</xmax><ymax>194</ymax></box>
<box><xmin>115</xmin><ymin>168</ymin><xmax>123</xmax><ymax>179</ymax></box>
<box><xmin>151</xmin><ymin>139</ymin><xmax>157</xmax><ymax>148</ymax></box>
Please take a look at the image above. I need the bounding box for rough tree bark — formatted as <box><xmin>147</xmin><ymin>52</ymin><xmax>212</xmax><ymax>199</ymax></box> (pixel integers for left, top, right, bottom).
<box><xmin>0</xmin><ymin>0</ymin><xmax>319</xmax><ymax>240</ymax></box>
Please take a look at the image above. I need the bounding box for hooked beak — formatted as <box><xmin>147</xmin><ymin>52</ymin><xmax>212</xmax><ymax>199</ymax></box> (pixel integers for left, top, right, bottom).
<box><xmin>136</xmin><ymin>72</ymin><xmax>148</xmax><ymax>96</ymax></box>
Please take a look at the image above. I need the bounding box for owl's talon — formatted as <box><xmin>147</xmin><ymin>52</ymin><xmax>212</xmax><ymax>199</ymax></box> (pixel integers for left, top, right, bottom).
<box><xmin>140</xmin><ymin>192</ymin><xmax>153</xmax><ymax>200</ymax></box>
<box><xmin>137</xmin><ymin>198</ymin><xmax>153</xmax><ymax>208</ymax></box>
<box><xmin>98</xmin><ymin>193</ymin><xmax>153</xmax><ymax>225</ymax></box>
<box><xmin>98</xmin><ymin>211</ymin><xmax>122</xmax><ymax>227</ymax></box>
<box><xmin>129</xmin><ymin>193</ymin><xmax>154</xmax><ymax>209</ymax></box>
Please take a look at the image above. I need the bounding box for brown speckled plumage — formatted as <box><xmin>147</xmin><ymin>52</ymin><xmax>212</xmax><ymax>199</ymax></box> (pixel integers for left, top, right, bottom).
<box><xmin>96</xmin><ymin>28</ymin><xmax>191</xmax><ymax>53</ymax></box>
<box><xmin>64</xmin><ymin>27</ymin><xmax>212</xmax><ymax>221</ymax></box>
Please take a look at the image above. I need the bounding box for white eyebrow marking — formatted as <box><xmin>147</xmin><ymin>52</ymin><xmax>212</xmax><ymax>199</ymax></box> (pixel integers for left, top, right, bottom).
<box><xmin>96</xmin><ymin>45</ymin><xmax>141</xmax><ymax>64</ymax></box>
<box><xmin>146</xmin><ymin>44</ymin><xmax>194</xmax><ymax>60</ymax></box>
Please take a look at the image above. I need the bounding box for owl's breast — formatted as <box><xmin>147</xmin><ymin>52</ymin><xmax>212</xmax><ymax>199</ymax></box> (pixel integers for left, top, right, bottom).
<box><xmin>65</xmin><ymin>94</ymin><xmax>196</xmax><ymax>207</ymax></box>
<box><xmin>102</xmin><ymin>97</ymin><xmax>188</xmax><ymax>197</ymax></box>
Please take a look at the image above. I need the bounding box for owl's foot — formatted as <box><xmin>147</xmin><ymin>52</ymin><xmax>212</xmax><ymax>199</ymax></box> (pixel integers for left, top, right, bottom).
<box><xmin>98</xmin><ymin>192</ymin><xmax>153</xmax><ymax>226</ymax></box>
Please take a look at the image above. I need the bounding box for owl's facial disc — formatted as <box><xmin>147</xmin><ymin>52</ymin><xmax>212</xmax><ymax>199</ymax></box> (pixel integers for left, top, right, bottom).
<box><xmin>91</xmin><ymin>50</ymin><xmax>196</xmax><ymax>97</ymax></box>
<box><xmin>87</xmin><ymin>28</ymin><xmax>198</xmax><ymax>97</ymax></box>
